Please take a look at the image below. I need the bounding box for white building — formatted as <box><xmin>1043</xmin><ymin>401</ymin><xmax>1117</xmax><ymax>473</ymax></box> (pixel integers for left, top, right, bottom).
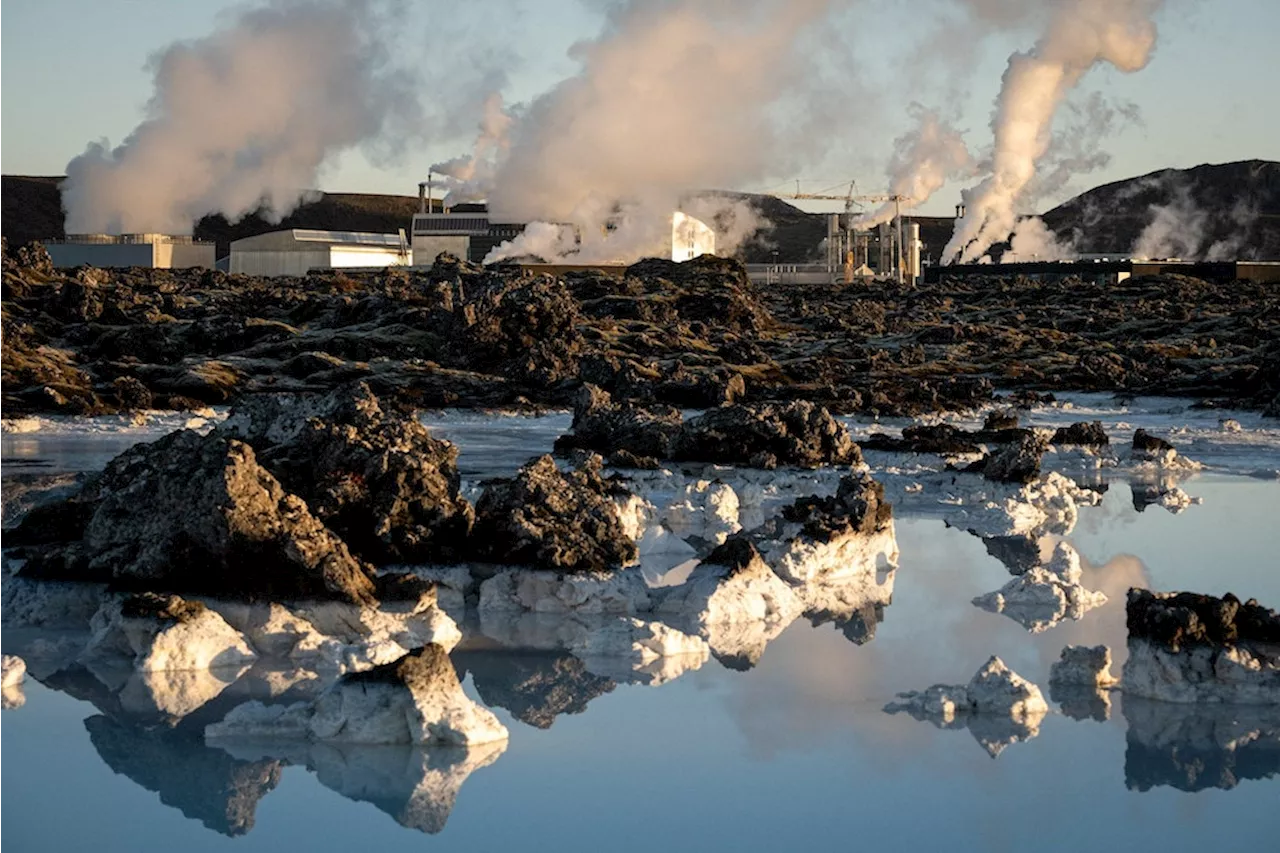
<box><xmin>48</xmin><ymin>234</ymin><xmax>215</xmax><ymax>270</ymax></box>
<box><xmin>229</xmin><ymin>229</ymin><xmax>409</xmax><ymax>277</ymax></box>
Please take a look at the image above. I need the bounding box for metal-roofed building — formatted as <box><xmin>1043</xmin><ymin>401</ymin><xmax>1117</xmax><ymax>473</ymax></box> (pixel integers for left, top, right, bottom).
<box><xmin>229</xmin><ymin>229</ymin><xmax>410</xmax><ymax>277</ymax></box>
<box><xmin>47</xmin><ymin>233</ymin><xmax>216</xmax><ymax>270</ymax></box>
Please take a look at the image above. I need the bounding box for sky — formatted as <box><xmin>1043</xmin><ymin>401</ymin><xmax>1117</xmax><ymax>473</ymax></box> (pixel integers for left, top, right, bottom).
<box><xmin>2</xmin><ymin>0</ymin><xmax>1277</xmax><ymax>218</ymax></box>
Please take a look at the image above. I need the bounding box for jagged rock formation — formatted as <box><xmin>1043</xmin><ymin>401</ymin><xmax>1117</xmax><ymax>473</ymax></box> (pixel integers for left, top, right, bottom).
<box><xmin>972</xmin><ymin>542</ymin><xmax>1107</xmax><ymax>632</ymax></box>
<box><xmin>471</xmin><ymin>455</ymin><xmax>637</xmax><ymax>573</ymax></box>
<box><xmin>11</xmin><ymin>429</ymin><xmax>377</xmax><ymax>604</ymax></box>
<box><xmin>207</xmin><ymin>645</ymin><xmax>508</xmax><ymax>745</ymax></box>
<box><xmin>1123</xmin><ymin>588</ymin><xmax>1280</xmax><ymax>703</ymax></box>
<box><xmin>885</xmin><ymin>656</ymin><xmax>1050</xmax><ymax>758</ymax></box>
<box><xmin>220</xmin><ymin>383</ymin><xmax>474</xmax><ymax>563</ymax></box>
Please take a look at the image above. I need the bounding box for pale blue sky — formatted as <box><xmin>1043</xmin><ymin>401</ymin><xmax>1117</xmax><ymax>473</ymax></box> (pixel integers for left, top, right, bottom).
<box><xmin>2</xmin><ymin>0</ymin><xmax>1277</xmax><ymax>216</ymax></box>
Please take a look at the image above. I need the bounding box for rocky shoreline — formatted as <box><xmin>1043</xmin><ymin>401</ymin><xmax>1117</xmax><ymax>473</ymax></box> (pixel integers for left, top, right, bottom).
<box><xmin>5</xmin><ymin>242</ymin><xmax>1278</xmax><ymax>419</ymax></box>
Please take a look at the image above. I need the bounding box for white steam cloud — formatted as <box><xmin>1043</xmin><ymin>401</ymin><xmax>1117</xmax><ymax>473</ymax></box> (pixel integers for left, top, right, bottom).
<box><xmin>944</xmin><ymin>0</ymin><xmax>1165</xmax><ymax>264</ymax></box>
<box><xmin>62</xmin><ymin>0</ymin><xmax>414</xmax><ymax>235</ymax></box>
<box><xmin>441</xmin><ymin>0</ymin><xmax>844</xmax><ymax>264</ymax></box>
<box><xmin>852</xmin><ymin>105</ymin><xmax>974</xmax><ymax>230</ymax></box>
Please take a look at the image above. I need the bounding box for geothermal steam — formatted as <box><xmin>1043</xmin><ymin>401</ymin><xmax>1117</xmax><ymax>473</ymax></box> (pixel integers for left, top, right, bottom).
<box><xmin>62</xmin><ymin>0</ymin><xmax>411</xmax><ymax>235</ymax></box>
<box><xmin>944</xmin><ymin>0</ymin><xmax>1165</xmax><ymax>263</ymax></box>
<box><xmin>436</xmin><ymin>0</ymin><xmax>841</xmax><ymax>263</ymax></box>
<box><xmin>852</xmin><ymin>106</ymin><xmax>973</xmax><ymax>230</ymax></box>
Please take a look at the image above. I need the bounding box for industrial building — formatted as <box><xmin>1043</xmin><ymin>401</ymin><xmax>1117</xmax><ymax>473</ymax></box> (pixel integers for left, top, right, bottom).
<box><xmin>229</xmin><ymin>229</ymin><xmax>410</xmax><ymax>277</ymax></box>
<box><xmin>46</xmin><ymin>234</ymin><xmax>215</xmax><ymax>270</ymax></box>
<box><xmin>924</xmin><ymin>259</ymin><xmax>1280</xmax><ymax>285</ymax></box>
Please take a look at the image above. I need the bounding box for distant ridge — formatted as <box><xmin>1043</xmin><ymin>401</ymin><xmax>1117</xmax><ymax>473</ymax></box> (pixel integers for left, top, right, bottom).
<box><xmin>5</xmin><ymin>160</ymin><xmax>1278</xmax><ymax>263</ymax></box>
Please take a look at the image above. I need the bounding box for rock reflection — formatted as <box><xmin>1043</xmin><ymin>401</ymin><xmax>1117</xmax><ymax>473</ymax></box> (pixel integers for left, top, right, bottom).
<box><xmin>84</xmin><ymin>714</ymin><xmax>283</xmax><ymax>836</ymax></box>
<box><xmin>1049</xmin><ymin>683</ymin><xmax>1112</xmax><ymax>722</ymax></box>
<box><xmin>454</xmin><ymin>649</ymin><xmax>616</xmax><ymax>729</ymax></box>
<box><xmin>2</xmin><ymin>682</ymin><xmax>25</xmax><ymax>709</ymax></box>
<box><xmin>216</xmin><ymin>740</ymin><xmax>506</xmax><ymax>834</ymax></box>
<box><xmin>1123</xmin><ymin>696</ymin><xmax>1280</xmax><ymax>792</ymax></box>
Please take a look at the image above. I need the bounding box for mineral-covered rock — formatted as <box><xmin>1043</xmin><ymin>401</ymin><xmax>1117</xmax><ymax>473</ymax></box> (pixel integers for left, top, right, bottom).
<box><xmin>470</xmin><ymin>455</ymin><xmax>637</xmax><ymax>573</ymax></box>
<box><xmin>887</xmin><ymin>656</ymin><xmax>1049</xmax><ymax>719</ymax></box>
<box><xmin>1123</xmin><ymin>588</ymin><xmax>1280</xmax><ymax>703</ymax></box>
<box><xmin>1050</xmin><ymin>644</ymin><xmax>1118</xmax><ymax>686</ymax></box>
<box><xmin>972</xmin><ymin>542</ymin><xmax>1107</xmax><ymax>632</ymax></box>
<box><xmin>884</xmin><ymin>656</ymin><xmax>1049</xmax><ymax>757</ymax></box>
<box><xmin>207</xmin><ymin>645</ymin><xmax>508</xmax><ymax>746</ymax></box>
<box><xmin>81</xmin><ymin>593</ymin><xmax>258</xmax><ymax>672</ymax></box>
<box><xmin>1</xmin><ymin>654</ymin><xmax>26</xmax><ymax>689</ymax></box>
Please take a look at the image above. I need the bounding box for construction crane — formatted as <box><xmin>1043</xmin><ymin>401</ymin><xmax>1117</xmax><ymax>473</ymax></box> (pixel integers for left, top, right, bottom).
<box><xmin>768</xmin><ymin>181</ymin><xmax>914</xmax><ymax>284</ymax></box>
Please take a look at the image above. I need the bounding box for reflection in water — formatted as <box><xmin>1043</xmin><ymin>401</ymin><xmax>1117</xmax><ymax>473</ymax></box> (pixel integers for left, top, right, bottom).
<box><xmin>981</xmin><ymin>535</ymin><xmax>1042</xmax><ymax>575</ymax></box>
<box><xmin>85</xmin><ymin>714</ymin><xmax>283</xmax><ymax>836</ymax></box>
<box><xmin>455</xmin><ymin>649</ymin><xmax>616</xmax><ymax>729</ymax></box>
<box><xmin>216</xmin><ymin>740</ymin><xmax>506</xmax><ymax>834</ymax></box>
<box><xmin>1049</xmin><ymin>683</ymin><xmax>1112</xmax><ymax>722</ymax></box>
<box><xmin>1123</xmin><ymin>696</ymin><xmax>1280</xmax><ymax>792</ymax></box>
<box><xmin>886</xmin><ymin>701</ymin><xmax>1045</xmax><ymax>759</ymax></box>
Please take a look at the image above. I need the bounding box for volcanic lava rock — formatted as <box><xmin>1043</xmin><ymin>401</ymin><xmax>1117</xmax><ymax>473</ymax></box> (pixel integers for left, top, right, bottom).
<box><xmin>1131</xmin><ymin>429</ymin><xmax>1177</xmax><ymax>460</ymax></box>
<box><xmin>674</xmin><ymin>401</ymin><xmax>862</xmax><ymax>469</ymax></box>
<box><xmin>780</xmin><ymin>472</ymin><xmax>893</xmax><ymax>542</ymax></box>
<box><xmin>1123</xmin><ymin>588</ymin><xmax>1280</xmax><ymax>703</ymax></box>
<box><xmin>979</xmin><ymin>433</ymin><xmax>1047</xmax><ymax>483</ymax></box>
<box><xmin>983</xmin><ymin>410</ymin><xmax>1020</xmax><ymax>431</ymax></box>
<box><xmin>553</xmin><ymin>384</ymin><xmax>683</xmax><ymax>461</ymax></box>
<box><xmin>1126</xmin><ymin>588</ymin><xmax>1280</xmax><ymax>652</ymax></box>
<box><xmin>18</xmin><ymin>430</ymin><xmax>376</xmax><ymax>605</ymax></box>
<box><xmin>470</xmin><ymin>455</ymin><xmax>638</xmax><ymax>574</ymax></box>
<box><xmin>220</xmin><ymin>383</ymin><xmax>474</xmax><ymax>563</ymax></box>
<box><xmin>1050</xmin><ymin>421</ymin><xmax>1110</xmax><ymax>446</ymax></box>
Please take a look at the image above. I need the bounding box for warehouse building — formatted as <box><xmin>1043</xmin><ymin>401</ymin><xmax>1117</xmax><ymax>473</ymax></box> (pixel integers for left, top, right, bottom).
<box><xmin>229</xmin><ymin>229</ymin><xmax>410</xmax><ymax>277</ymax></box>
<box><xmin>47</xmin><ymin>233</ymin><xmax>215</xmax><ymax>270</ymax></box>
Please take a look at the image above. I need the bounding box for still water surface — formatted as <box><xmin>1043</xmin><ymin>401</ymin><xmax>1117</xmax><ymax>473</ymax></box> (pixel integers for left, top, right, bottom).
<box><xmin>3</xmin><ymin>400</ymin><xmax>1279</xmax><ymax>851</ymax></box>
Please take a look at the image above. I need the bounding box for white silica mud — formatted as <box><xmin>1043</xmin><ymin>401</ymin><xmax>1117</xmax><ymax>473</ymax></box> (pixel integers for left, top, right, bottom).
<box><xmin>4</xmin><ymin>395</ymin><xmax>1280</xmax><ymax>851</ymax></box>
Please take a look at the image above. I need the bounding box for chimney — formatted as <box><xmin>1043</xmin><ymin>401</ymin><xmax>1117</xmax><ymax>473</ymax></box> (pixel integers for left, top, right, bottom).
<box><xmin>418</xmin><ymin>182</ymin><xmax>427</xmax><ymax>214</ymax></box>
<box><xmin>955</xmin><ymin>203</ymin><xmax>966</xmax><ymax>219</ymax></box>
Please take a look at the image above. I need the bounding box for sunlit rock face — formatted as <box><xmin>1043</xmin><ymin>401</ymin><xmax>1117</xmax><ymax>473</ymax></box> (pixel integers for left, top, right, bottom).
<box><xmin>972</xmin><ymin>542</ymin><xmax>1107</xmax><ymax>632</ymax></box>
<box><xmin>86</xmin><ymin>714</ymin><xmax>284</xmax><ymax>837</ymax></box>
<box><xmin>207</xmin><ymin>591</ymin><xmax>462</xmax><ymax>674</ymax></box>
<box><xmin>2</xmin><ymin>655</ymin><xmax>27</xmax><ymax>709</ymax></box>
<box><xmin>1122</xmin><ymin>589</ymin><xmax>1280</xmax><ymax>704</ymax></box>
<box><xmin>82</xmin><ymin>593</ymin><xmax>258</xmax><ymax>672</ymax></box>
<box><xmin>1048</xmin><ymin>644</ymin><xmax>1119</xmax><ymax>722</ymax></box>
<box><xmin>885</xmin><ymin>656</ymin><xmax>1050</xmax><ymax>757</ymax></box>
<box><xmin>1123</xmin><ymin>697</ymin><xmax>1280</xmax><ymax>792</ymax></box>
<box><xmin>207</xmin><ymin>645</ymin><xmax>508</xmax><ymax>746</ymax></box>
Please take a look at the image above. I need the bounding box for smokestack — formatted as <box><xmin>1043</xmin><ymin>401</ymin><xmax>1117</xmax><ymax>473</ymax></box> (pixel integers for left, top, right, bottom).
<box><xmin>418</xmin><ymin>182</ymin><xmax>427</xmax><ymax>214</ymax></box>
<box><xmin>956</xmin><ymin>203</ymin><xmax>966</xmax><ymax>219</ymax></box>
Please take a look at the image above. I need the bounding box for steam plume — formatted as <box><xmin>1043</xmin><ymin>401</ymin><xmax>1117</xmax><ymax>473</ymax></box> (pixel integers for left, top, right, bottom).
<box><xmin>944</xmin><ymin>0</ymin><xmax>1165</xmax><ymax>264</ymax></box>
<box><xmin>852</xmin><ymin>105</ymin><xmax>973</xmax><ymax>230</ymax></box>
<box><xmin>62</xmin><ymin>0</ymin><xmax>413</xmax><ymax>235</ymax></box>
<box><xmin>441</xmin><ymin>0</ymin><xmax>843</xmax><ymax>263</ymax></box>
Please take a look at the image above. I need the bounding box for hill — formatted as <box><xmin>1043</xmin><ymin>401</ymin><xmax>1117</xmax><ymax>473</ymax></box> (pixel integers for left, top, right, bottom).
<box><xmin>1041</xmin><ymin>159</ymin><xmax>1280</xmax><ymax>259</ymax></box>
